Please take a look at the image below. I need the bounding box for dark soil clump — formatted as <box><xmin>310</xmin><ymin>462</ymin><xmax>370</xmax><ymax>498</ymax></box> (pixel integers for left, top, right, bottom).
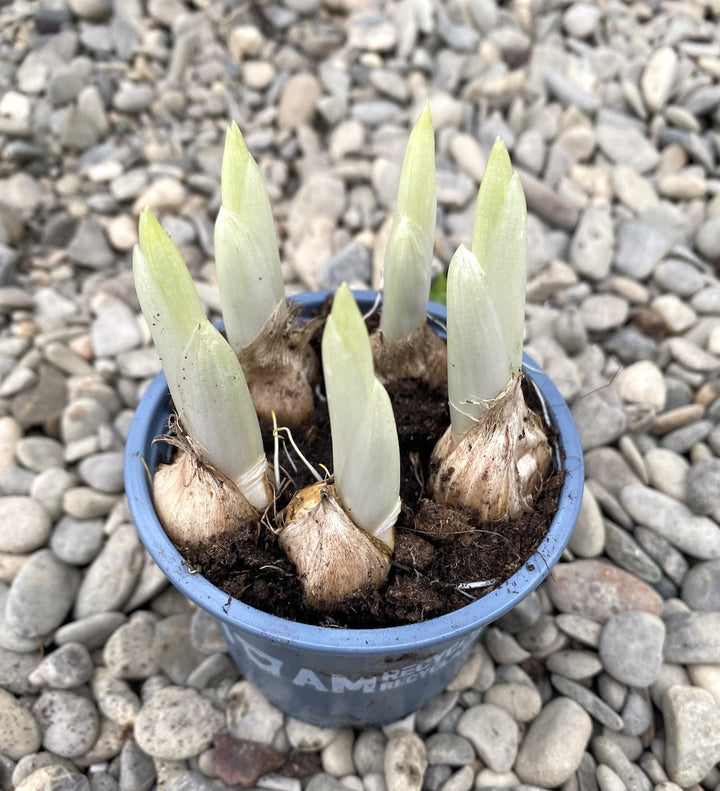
<box><xmin>174</xmin><ymin>355</ymin><xmax>564</xmax><ymax>629</ymax></box>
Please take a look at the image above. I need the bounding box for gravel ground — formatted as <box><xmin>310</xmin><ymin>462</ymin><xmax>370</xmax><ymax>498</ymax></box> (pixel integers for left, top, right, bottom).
<box><xmin>1</xmin><ymin>0</ymin><xmax>720</xmax><ymax>789</ymax></box>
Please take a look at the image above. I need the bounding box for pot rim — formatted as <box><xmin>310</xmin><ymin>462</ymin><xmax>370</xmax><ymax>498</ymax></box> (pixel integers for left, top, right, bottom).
<box><xmin>124</xmin><ymin>290</ymin><xmax>584</xmax><ymax>655</ymax></box>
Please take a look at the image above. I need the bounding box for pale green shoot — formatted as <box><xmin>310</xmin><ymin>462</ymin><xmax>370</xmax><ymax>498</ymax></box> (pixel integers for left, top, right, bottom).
<box><xmin>379</xmin><ymin>104</ymin><xmax>437</xmax><ymax>341</ymax></box>
<box><xmin>322</xmin><ymin>284</ymin><xmax>400</xmax><ymax>549</ymax></box>
<box><xmin>215</xmin><ymin>122</ymin><xmax>286</xmax><ymax>353</ymax></box>
<box><xmin>470</xmin><ymin>138</ymin><xmax>527</xmax><ymax>374</ymax></box>
<box><xmin>446</xmin><ymin>244</ymin><xmax>511</xmax><ymax>443</ymax></box>
<box><xmin>134</xmin><ymin>208</ymin><xmax>269</xmax><ymax>509</ymax></box>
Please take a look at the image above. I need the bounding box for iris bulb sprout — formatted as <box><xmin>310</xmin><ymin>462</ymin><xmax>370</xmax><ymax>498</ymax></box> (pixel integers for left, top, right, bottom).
<box><xmin>371</xmin><ymin>104</ymin><xmax>447</xmax><ymax>389</ymax></box>
<box><xmin>133</xmin><ymin>208</ymin><xmax>271</xmax><ymax>545</ymax></box>
<box><xmin>215</xmin><ymin>122</ymin><xmax>318</xmax><ymax>428</ymax></box>
<box><xmin>430</xmin><ymin>140</ymin><xmax>552</xmax><ymax>520</ymax></box>
<box><xmin>279</xmin><ymin>284</ymin><xmax>400</xmax><ymax>611</ymax></box>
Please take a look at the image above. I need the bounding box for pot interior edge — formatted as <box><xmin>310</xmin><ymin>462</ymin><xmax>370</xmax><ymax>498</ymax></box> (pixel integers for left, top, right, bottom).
<box><xmin>124</xmin><ymin>290</ymin><xmax>584</xmax><ymax>655</ymax></box>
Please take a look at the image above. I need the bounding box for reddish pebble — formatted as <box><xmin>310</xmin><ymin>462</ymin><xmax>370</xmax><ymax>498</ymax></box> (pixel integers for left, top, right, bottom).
<box><xmin>545</xmin><ymin>559</ymin><xmax>662</xmax><ymax>622</ymax></box>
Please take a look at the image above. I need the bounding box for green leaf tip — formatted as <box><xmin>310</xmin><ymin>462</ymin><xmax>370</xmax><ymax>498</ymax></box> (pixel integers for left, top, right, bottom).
<box><xmin>395</xmin><ymin>102</ymin><xmax>436</xmax><ymax>223</ymax></box>
<box><xmin>468</xmin><ymin>136</ymin><xmax>527</xmax><ymax>376</ymax></box>
<box><xmin>221</xmin><ymin>122</ymin><xmax>248</xmax><ymax>212</ymax></box>
<box><xmin>471</xmin><ymin>137</ymin><xmax>514</xmax><ymax>261</ymax></box>
<box><xmin>133</xmin><ymin>207</ymin><xmax>206</xmax><ymax>338</ymax></box>
<box><xmin>379</xmin><ymin>104</ymin><xmax>437</xmax><ymax>340</ymax></box>
<box><xmin>324</xmin><ymin>283</ymin><xmax>374</xmax><ymax>391</ymax></box>
<box><xmin>216</xmin><ymin>120</ymin><xmax>285</xmax><ymax>351</ymax></box>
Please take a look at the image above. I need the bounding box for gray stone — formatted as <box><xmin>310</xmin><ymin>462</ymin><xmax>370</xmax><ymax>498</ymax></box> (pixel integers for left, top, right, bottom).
<box><xmin>74</xmin><ymin>524</ymin><xmax>143</xmax><ymax>618</ymax></box>
<box><xmin>32</xmin><ymin>689</ymin><xmax>100</xmax><ymax>758</ymax></box>
<box><xmin>118</xmin><ymin>737</ymin><xmax>155</xmax><ymax>791</ymax></box>
<box><xmin>667</xmin><ymin>337</ymin><xmax>720</xmax><ymax>373</ymax></box>
<box><xmin>424</xmin><ymin>733</ymin><xmax>475</xmax><ymax>766</ymax></box>
<box><xmin>133</xmin><ymin>685</ymin><xmax>224</xmax><ymax>760</ymax></box>
<box><xmin>598</xmin><ymin>611</ymin><xmax>665</xmax><ymax>686</ymax></box>
<box><xmin>225</xmin><ymin>680</ymin><xmax>284</xmax><ymax>745</ymax></box>
<box><xmin>663</xmin><ymin>684</ymin><xmax>720</xmax><ymax>787</ymax></box>
<box><xmin>352</xmin><ymin>99</ymin><xmax>402</xmax><ymax>127</ymax></box>
<box><xmin>278</xmin><ymin>72</ymin><xmax>321</xmax><ymax>130</ymax></box>
<box><xmin>49</xmin><ymin>516</ymin><xmax>105</xmax><ymax>566</ymax></box>
<box><xmin>585</xmin><ymin>447</ymin><xmax>642</xmax><ymax>496</ymax></box>
<box><xmin>643</xmin><ymin>447</ymin><xmax>688</xmax><ymax>501</ymax></box>
<box><xmin>54</xmin><ymin>612</ymin><xmax>127</xmax><ymax>651</ymax></box>
<box><xmin>555</xmin><ymin>613</ymin><xmax>602</xmax><ymax>648</ymax></box>
<box><xmin>664</xmin><ymin>611</ymin><xmax>720</xmax><ymax>663</ymax></box>
<box><xmin>571</xmin><ymin>392</ymin><xmax>627</xmax><ymax>451</ymax></box>
<box><xmin>686</xmin><ymin>458</ymin><xmax>720</xmax><ymax>514</ymax></box>
<box><xmin>620</xmin><ymin>484</ymin><xmax>720</xmax><ymax>559</ymax></box>
<box><xmin>415</xmin><ymin>691</ymin><xmax>460</xmax><ymax>734</ymax></box>
<box><xmin>483</xmin><ymin>681</ymin><xmax>542</xmax><ymax>722</ymax></box>
<box><xmin>661</xmin><ymin>421</ymin><xmax>714</xmax><ymax>455</ymax></box>
<box><xmin>483</xmin><ymin>627</ymin><xmax>531</xmax><ymax>664</ymax></box>
<box><xmin>545</xmin><ymin>649</ymin><xmax>602</xmax><ymax>681</ymax></box>
<box><xmin>67</xmin><ymin>219</ymin><xmax>114</xmax><ymax>269</ymax></box>
<box><xmin>91</xmin><ymin>667</ymin><xmax>141</xmax><ymax>726</ymax></box>
<box><xmin>189</xmin><ymin>609</ymin><xmax>225</xmax><ymax>655</ymax></box>
<box><xmin>455</xmin><ymin>704</ymin><xmax>518</xmax><ymax>772</ymax></box>
<box><xmin>654</xmin><ymin>259</ymin><xmax>707</xmax><ymax>297</ymax></box>
<box><xmin>591</xmin><ymin>735</ymin><xmax>653</xmax><ymax>791</ymax></box>
<box><xmin>77</xmin><ymin>451</ymin><xmax>125</xmax><ymax>494</ymax></box>
<box><xmin>384</xmin><ymin>731</ymin><xmax>426</xmax><ymax>791</ymax></box>
<box><xmin>580</xmin><ymin>294</ymin><xmax>629</xmax><ymax>332</ymax></box>
<box><xmin>562</xmin><ymin>3</ymin><xmax>601</xmax><ymax>38</ymax></box>
<box><xmin>0</xmin><ymin>496</ymin><xmax>52</xmax><ymax>553</ymax></box>
<box><xmin>346</xmin><ymin>12</ymin><xmax>397</xmax><ymax>51</ymax></box>
<box><xmin>68</xmin><ymin>0</ymin><xmax>113</xmax><ymax>20</ymax></box>
<box><xmin>27</xmin><ymin>642</ymin><xmax>94</xmax><ymax>689</ymax></box>
<box><xmin>551</xmin><ymin>673</ymin><xmax>624</xmax><ymax>729</ymax></box>
<box><xmin>5</xmin><ymin>550</ymin><xmax>79</xmax><ymax>638</ymax></box>
<box><xmin>151</xmin><ymin>613</ymin><xmax>205</xmax><ymax>685</ymax></box>
<box><xmin>317</xmin><ymin>240</ymin><xmax>371</xmax><ymax>289</ymax></box>
<box><xmin>103</xmin><ymin>612</ymin><xmax>159</xmax><ymax>679</ymax></box>
<box><xmin>695</xmin><ymin>215</ymin><xmax>720</xmax><ymax>260</ymax></box>
<box><xmin>287</xmin><ymin>174</ymin><xmax>346</xmax><ymax>244</ymax></box>
<box><xmin>596</xmin><ymin>125</ymin><xmax>660</xmax><ymax>172</ymax></box>
<box><xmin>113</xmin><ymin>81</ymin><xmax>154</xmax><ymax>114</ymax></box>
<box><xmin>570</xmin><ymin>204</ymin><xmax>614</xmax><ymax>281</ymax></box>
<box><xmin>14</xmin><ymin>763</ymin><xmax>90</xmax><ymax>791</ymax></box>
<box><xmin>621</xmin><ymin>689</ymin><xmax>654</xmax><ymax>737</ymax></box>
<box><xmin>15</xmin><ymin>437</ymin><xmax>64</xmax><ymax>472</ymax></box>
<box><xmin>545</xmin><ymin>70</ymin><xmax>598</xmax><ymax>114</ymax></box>
<box><xmin>681</xmin><ymin>559</ymin><xmax>720</xmax><ymax>611</ymax></box>
<box><xmin>61</xmin><ymin>398</ymin><xmax>110</xmax><ymax>444</ymax></box>
<box><xmin>90</xmin><ymin>296</ymin><xmax>143</xmax><ymax>357</ymax></box>
<box><xmin>634</xmin><ymin>526</ymin><xmax>689</xmax><ymax>586</ymax></box>
<box><xmin>495</xmin><ymin>591</ymin><xmax>542</xmax><ymax>633</ymax></box>
<box><xmin>515</xmin><ymin>698</ymin><xmax>592</xmax><ymax>787</ymax></box>
<box><xmin>603</xmin><ymin>521</ymin><xmax>662</xmax><ymax>583</ymax></box>
<box><xmin>353</xmin><ymin>729</ymin><xmax>386</xmax><ymax>774</ymax></box>
<box><xmin>12</xmin><ymin>364</ymin><xmax>67</xmax><ymax>430</ymax></box>
<box><xmin>0</xmin><ymin>687</ymin><xmax>42</xmax><ymax>760</ymax></box>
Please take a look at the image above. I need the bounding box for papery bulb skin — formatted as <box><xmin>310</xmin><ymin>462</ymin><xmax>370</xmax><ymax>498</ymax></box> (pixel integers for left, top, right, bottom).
<box><xmin>278</xmin><ymin>481</ymin><xmax>392</xmax><ymax>612</ymax></box>
<box><xmin>238</xmin><ymin>307</ymin><xmax>319</xmax><ymax>429</ymax></box>
<box><xmin>370</xmin><ymin>323</ymin><xmax>448</xmax><ymax>390</ymax></box>
<box><xmin>430</xmin><ymin>375</ymin><xmax>552</xmax><ymax>521</ymax></box>
<box><xmin>153</xmin><ymin>448</ymin><xmax>259</xmax><ymax>546</ymax></box>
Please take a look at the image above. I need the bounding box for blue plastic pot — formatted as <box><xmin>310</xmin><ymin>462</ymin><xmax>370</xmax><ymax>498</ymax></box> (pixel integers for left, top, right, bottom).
<box><xmin>125</xmin><ymin>290</ymin><xmax>584</xmax><ymax>727</ymax></box>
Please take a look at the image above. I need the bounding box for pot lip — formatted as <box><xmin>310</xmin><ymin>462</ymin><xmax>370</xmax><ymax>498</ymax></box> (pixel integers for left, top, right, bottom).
<box><xmin>125</xmin><ymin>290</ymin><xmax>584</xmax><ymax>655</ymax></box>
